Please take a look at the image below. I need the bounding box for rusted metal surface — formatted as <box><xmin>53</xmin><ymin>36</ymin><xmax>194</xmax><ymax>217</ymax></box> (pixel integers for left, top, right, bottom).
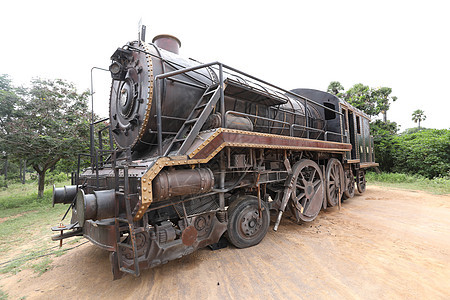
<box><xmin>152</xmin><ymin>34</ymin><xmax>181</xmax><ymax>54</ymax></box>
<box><xmin>153</xmin><ymin>168</ymin><xmax>214</xmax><ymax>201</ymax></box>
<box><xmin>189</xmin><ymin>128</ymin><xmax>352</xmax><ymax>160</ymax></box>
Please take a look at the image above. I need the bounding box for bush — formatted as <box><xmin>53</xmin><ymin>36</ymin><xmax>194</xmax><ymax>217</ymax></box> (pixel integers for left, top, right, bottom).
<box><xmin>0</xmin><ymin>177</ymin><xmax>6</xmax><ymax>188</ymax></box>
<box><xmin>44</xmin><ymin>172</ymin><xmax>68</xmax><ymax>186</ymax></box>
<box><xmin>372</xmin><ymin>126</ymin><xmax>450</xmax><ymax>179</ymax></box>
<box><xmin>366</xmin><ymin>171</ymin><xmax>450</xmax><ymax>194</ymax></box>
<box><xmin>393</xmin><ymin>129</ymin><xmax>450</xmax><ymax>178</ymax></box>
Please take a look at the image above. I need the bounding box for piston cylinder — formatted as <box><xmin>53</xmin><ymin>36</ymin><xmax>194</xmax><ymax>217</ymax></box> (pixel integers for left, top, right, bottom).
<box><xmin>153</xmin><ymin>168</ymin><xmax>214</xmax><ymax>201</ymax></box>
<box><xmin>76</xmin><ymin>189</ymin><xmax>116</xmax><ymax>226</ymax></box>
<box><xmin>52</xmin><ymin>185</ymin><xmax>80</xmax><ymax>206</ymax></box>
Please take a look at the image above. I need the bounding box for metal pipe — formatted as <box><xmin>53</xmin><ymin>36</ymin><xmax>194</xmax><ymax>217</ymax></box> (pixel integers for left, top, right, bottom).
<box><xmin>225</xmin><ymin>111</ymin><xmax>291</xmax><ymax>127</ymax></box>
<box><xmin>154</xmin><ymin>60</ymin><xmax>343</xmax><ymax>115</ymax></box>
<box><xmin>89</xmin><ymin>67</ymin><xmax>109</xmax><ymax>171</ymax></box>
<box><xmin>219</xmin><ymin>64</ymin><xmax>225</xmax><ymax>127</ymax></box>
<box><xmin>167</xmin><ymin>77</ymin><xmax>206</xmax><ymax>89</ymax></box>
<box><xmin>219</xmin><ymin>151</ymin><xmax>225</xmax><ymax>210</ymax></box>
<box><xmin>156</xmin><ymin>79</ymin><xmax>163</xmax><ymax>156</ymax></box>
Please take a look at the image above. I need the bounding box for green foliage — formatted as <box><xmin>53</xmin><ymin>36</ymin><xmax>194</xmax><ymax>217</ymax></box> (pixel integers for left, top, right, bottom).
<box><xmin>370</xmin><ymin>120</ymin><xmax>400</xmax><ymax>172</ymax></box>
<box><xmin>0</xmin><ymin>180</ymin><xmax>69</xmax><ymax>211</ymax></box>
<box><xmin>366</xmin><ymin>172</ymin><xmax>450</xmax><ymax>194</ymax></box>
<box><xmin>0</xmin><ymin>76</ymin><xmax>91</xmax><ymax>196</ymax></box>
<box><xmin>326</xmin><ymin>81</ymin><xmax>397</xmax><ymax>118</ymax></box>
<box><xmin>327</xmin><ymin>81</ymin><xmax>344</xmax><ymax>97</ymax></box>
<box><xmin>411</xmin><ymin>109</ymin><xmax>426</xmax><ymax>128</ymax></box>
<box><xmin>393</xmin><ymin>129</ymin><xmax>450</xmax><ymax>178</ymax></box>
<box><xmin>370</xmin><ymin>128</ymin><xmax>450</xmax><ymax>179</ymax></box>
<box><xmin>44</xmin><ymin>171</ymin><xmax>69</xmax><ymax>186</ymax></box>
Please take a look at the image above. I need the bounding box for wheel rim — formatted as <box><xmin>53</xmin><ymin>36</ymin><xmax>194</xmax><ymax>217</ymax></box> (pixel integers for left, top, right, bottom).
<box><xmin>344</xmin><ymin>169</ymin><xmax>355</xmax><ymax>199</ymax></box>
<box><xmin>227</xmin><ymin>196</ymin><xmax>269</xmax><ymax>248</ymax></box>
<box><xmin>325</xmin><ymin>159</ymin><xmax>344</xmax><ymax>207</ymax></box>
<box><xmin>356</xmin><ymin>170</ymin><xmax>366</xmax><ymax>194</ymax></box>
<box><xmin>238</xmin><ymin>207</ymin><xmax>263</xmax><ymax>239</ymax></box>
<box><xmin>291</xmin><ymin>159</ymin><xmax>324</xmax><ymax>222</ymax></box>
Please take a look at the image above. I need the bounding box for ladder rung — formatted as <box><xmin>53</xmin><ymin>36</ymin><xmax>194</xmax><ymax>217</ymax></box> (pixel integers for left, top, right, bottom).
<box><xmin>204</xmin><ymin>89</ymin><xmax>216</xmax><ymax>96</ymax></box>
<box><xmin>195</xmin><ymin>104</ymin><xmax>207</xmax><ymax>110</ymax></box>
<box><xmin>185</xmin><ymin>118</ymin><xmax>198</xmax><ymax>124</ymax></box>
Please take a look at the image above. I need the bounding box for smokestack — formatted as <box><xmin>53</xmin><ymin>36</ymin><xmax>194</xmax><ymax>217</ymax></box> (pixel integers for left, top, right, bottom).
<box><xmin>152</xmin><ymin>34</ymin><xmax>181</xmax><ymax>54</ymax></box>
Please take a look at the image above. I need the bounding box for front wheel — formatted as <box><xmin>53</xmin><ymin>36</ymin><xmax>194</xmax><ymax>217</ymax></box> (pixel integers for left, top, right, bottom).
<box><xmin>226</xmin><ymin>195</ymin><xmax>270</xmax><ymax>249</ymax></box>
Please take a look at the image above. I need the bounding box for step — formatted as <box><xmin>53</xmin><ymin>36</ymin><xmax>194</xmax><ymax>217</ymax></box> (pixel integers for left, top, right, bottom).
<box><xmin>195</xmin><ymin>103</ymin><xmax>207</xmax><ymax>110</ymax></box>
<box><xmin>185</xmin><ymin>118</ymin><xmax>199</xmax><ymax>125</ymax></box>
<box><xmin>204</xmin><ymin>89</ymin><xmax>217</xmax><ymax>96</ymax></box>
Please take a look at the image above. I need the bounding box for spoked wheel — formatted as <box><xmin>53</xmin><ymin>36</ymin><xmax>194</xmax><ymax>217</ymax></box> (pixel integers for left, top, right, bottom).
<box><xmin>356</xmin><ymin>169</ymin><xmax>366</xmax><ymax>194</ymax></box>
<box><xmin>290</xmin><ymin>159</ymin><xmax>324</xmax><ymax>222</ymax></box>
<box><xmin>325</xmin><ymin>158</ymin><xmax>344</xmax><ymax>207</ymax></box>
<box><xmin>343</xmin><ymin>169</ymin><xmax>355</xmax><ymax>199</ymax></box>
<box><xmin>226</xmin><ymin>195</ymin><xmax>270</xmax><ymax>248</ymax></box>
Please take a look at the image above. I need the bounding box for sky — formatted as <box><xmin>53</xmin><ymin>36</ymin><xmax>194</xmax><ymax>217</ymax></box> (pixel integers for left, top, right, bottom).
<box><xmin>1</xmin><ymin>0</ymin><xmax>449</xmax><ymax>131</ymax></box>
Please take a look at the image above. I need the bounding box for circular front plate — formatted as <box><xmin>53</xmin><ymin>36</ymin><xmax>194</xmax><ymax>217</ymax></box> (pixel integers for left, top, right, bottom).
<box><xmin>109</xmin><ymin>42</ymin><xmax>154</xmax><ymax>150</ymax></box>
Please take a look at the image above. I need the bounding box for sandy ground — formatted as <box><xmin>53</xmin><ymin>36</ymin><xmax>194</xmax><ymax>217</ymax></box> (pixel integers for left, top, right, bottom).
<box><xmin>1</xmin><ymin>185</ymin><xmax>449</xmax><ymax>300</ymax></box>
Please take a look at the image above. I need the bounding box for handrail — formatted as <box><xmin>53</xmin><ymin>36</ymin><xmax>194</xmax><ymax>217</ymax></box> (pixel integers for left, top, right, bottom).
<box><xmin>154</xmin><ymin>61</ymin><xmax>346</xmax><ymax>155</ymax></box>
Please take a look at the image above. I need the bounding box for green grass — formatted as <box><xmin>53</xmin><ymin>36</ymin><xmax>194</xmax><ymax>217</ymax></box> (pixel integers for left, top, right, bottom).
<box><xmin>0</xmin><ymin>288</ymin><xmax>8</xmax><ymax>300</ymax></box>
<box><xmin>31</xmin><ymin>257</ymin><xmax>53</xmax><ymax>276</ymax></box>
<box><xmin>0</xmin><ymin>180</ymin><xmax>69</xmax><ymax>213</ymax></box>
<box><xmin>367</xmin><ymin>172</ymin><xmax>450</xmax><ymax>195</ymax></box>
<box><xmin>0</xmin><ymin>181</ymin><xmax>70</xmax><ymax>275</ymax></box>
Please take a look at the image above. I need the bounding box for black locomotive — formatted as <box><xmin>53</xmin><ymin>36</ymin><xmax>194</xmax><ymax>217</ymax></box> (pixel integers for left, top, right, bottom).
<box><xmin>52</xmin><ymin>32</ymin><xmax>377</xmax><ymax>279</ymax></box>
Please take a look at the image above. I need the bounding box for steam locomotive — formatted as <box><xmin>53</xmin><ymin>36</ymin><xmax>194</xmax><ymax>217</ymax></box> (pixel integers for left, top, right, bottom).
<box><xmin>52</xmin><ymin>32</ymin><xmax>378</xmax><ymax>279</ymax></box>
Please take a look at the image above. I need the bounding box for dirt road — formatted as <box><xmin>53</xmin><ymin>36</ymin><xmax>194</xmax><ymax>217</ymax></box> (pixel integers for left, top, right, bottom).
<box><xmin>1</xmin><ymin>186</ymin><xmax>449</xmax><ymax>299</ymax></box>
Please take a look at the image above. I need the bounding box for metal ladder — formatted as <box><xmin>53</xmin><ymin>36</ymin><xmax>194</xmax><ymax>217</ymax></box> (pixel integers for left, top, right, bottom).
<box><xmin>164</xmin><ymin>84</ymin><xmax>222</xmax><ymax>156</ymax></box>
<box><xmin>114</xmin><ymin>162</ymin><xmax>140</xmax><ymax>276</ymax></box>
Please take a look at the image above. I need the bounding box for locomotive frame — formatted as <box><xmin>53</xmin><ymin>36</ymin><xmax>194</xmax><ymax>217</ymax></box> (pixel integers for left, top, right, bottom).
<box><xmin>52</xmin><ymin>35</ymin><xmax>378</xmax><ymax>279</ymax></box>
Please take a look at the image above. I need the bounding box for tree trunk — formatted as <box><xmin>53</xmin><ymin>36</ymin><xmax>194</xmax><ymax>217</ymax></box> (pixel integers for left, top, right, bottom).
<box><xmin>37</xmin><ymin>171</ymin><xmax>45</xmax><ymax>198</ymax></box>
<box><xmin>3</xmin><ymin>156</ymin><xmax>7</xmax><ymax>188</ymax></box>
<box><xmin>20</xmin><ymin>162</ymin><xmax>23</xmax><ymax>183</ymax></box>
<box><xmin>22</xmin><ymin>160</ymin><xmax>26</xmax><ymax>184</ymax></box>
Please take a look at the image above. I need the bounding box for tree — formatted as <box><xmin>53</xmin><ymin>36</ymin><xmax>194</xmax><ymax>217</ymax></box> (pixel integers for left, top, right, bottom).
<box><xmin>372</xmin><ymin>87</ymin><xmax>398</xmax><ymax>123</ymax></box>
<box><xmin>1</xmin><ymin>78</ymin><xmax>91</xmax><ymax>197</ymax></box>
<box><xmin>0</xmin><ymin>74</ymin><xmax>22</xmax><ymax>187</ymax></box>
<box><xmin>393</xmin><ymin>129</ymin><xmax>449</xmax><ymax>178</ymax></box>
<box><xmin>345</xmin><ymin>84</ymin><xmax>397</xmax><ymax>119</ymax></box>
<box><xmin>327</xmin><ymin>81</ymin><xmax>345</xmax><ymax>97</ymax></box>
<box><xmin>370</xmin><ymin>120</ymin><xmax>400</xmax><ymax>172</ymax></box>
<box><xmin>411</xmin><ymin>109</ymin><xmax>426</xmax><ymax>129</ymax></box>
<box><xmin>327</xmin><ymin>81</ymin><xmax>397</xmax><ymax>120</ymax></box>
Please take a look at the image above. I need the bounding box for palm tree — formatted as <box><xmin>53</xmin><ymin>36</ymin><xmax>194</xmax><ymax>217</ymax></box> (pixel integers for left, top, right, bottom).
<box><xmin>411</xmin><ymin>109</ymin><xmax>426</xmax><ymax>129</ymax></box>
